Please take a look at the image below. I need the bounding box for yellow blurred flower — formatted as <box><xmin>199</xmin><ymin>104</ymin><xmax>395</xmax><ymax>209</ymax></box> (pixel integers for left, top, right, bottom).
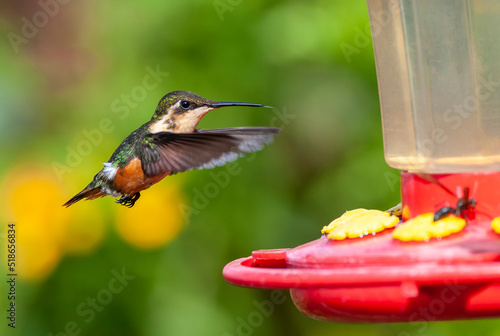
<box><xmin>61</xmin><ymin>200</ymin><xmax>106</xmax><ymax>255</ymax></box>
<box><xmin>114</xmin><ymin>182</ymin><xmax>185</xmax><ymax>249</ymax></box>
<box><xmin>1</xmin><ymin>164</ymin><xmax>105</xmax><ymax>281</ymax></box>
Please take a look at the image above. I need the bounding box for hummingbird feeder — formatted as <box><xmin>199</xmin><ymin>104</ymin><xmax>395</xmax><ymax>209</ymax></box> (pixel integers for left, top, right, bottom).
<box><xmin>223</xmin><ymin>0</ymin><xmax>500</xmax><ymax>322</ymax></box>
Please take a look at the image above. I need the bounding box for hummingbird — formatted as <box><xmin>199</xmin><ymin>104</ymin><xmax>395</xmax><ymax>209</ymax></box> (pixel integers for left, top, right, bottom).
<box><xmin>63</xmin><ymin>90</ymin><xmax>280</xmax><ymax>208</ymax></box>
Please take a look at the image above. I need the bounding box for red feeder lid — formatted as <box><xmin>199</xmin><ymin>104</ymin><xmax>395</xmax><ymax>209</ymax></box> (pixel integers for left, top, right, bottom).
<box><xmin>223</xmin><ymin>172</ymin><xmax>500</xmax><ymax>322</ymax></box>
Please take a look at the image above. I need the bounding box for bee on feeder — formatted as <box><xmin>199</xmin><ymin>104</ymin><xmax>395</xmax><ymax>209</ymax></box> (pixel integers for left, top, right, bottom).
<box><xmin>433</xmin><ymin>187</ymin><xmax>476</xmax><ymax>222</ymax></box>
<box><xmin>386</xmin><ymin>203</ymin><xmax>403</xmax><ymax>218</ymax></box>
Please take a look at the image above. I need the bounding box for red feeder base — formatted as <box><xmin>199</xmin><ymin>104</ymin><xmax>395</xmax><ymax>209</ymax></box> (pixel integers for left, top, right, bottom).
<box><xmin>223</xmin><ymin>172</ymin><xmax>500</xmax><ymax>322</ymax></box>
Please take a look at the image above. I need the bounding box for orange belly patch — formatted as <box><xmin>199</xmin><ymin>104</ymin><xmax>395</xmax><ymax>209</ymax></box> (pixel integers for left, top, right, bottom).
<box><xmin>113</xmin><ymin>157</ymin><xmax>169</xmax><ymax>195</ymax></box>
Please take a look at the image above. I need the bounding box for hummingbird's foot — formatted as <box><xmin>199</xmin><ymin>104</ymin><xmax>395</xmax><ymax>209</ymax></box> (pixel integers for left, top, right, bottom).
<box><xmin>116</xmin><ymin>193</ymin><xmax>141</xmax><ymax>208</ymax></box>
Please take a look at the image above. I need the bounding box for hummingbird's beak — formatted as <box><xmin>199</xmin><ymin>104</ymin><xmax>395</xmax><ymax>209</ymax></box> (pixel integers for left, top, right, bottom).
<box><xmin>210</xmin><ymin>101</ymin><xmax>273</xmax><ymax>109</ymax></box>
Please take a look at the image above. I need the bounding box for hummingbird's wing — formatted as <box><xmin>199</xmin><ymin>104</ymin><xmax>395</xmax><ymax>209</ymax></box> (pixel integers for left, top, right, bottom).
<box><xmin>140</xmin><ymin>127</ymin><xmax>281</xmax><ymax>176</ymax></box>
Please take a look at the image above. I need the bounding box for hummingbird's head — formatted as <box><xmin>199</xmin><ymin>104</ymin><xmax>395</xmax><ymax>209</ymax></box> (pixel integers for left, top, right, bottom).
<box><xmin>149</xmin><ymin>90</ymin><xmax>271</xmax><ymax>133</ymax></box>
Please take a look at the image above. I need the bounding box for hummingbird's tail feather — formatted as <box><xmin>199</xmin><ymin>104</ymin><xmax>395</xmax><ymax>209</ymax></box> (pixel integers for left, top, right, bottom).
<box><xmin>62</xmin><ymin>187</ymin><xmax>105</xmax><ymax>207</ymax></box>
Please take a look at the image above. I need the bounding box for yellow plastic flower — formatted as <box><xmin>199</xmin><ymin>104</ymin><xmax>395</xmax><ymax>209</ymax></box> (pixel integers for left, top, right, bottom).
<box><xmin>491</xmin><ymin>217</ymin><xmax>500</xmax><ymax>234</ymax></box>
<box><xmin>393</xmin><ymin>213</ymin><xmax>466</xmax><ymax>242</ymax></box>
<box><xmin>322</xmin><ymin>209</ymin><xmax>399</xmax><ymax>240</ymax></box>
<box><xmin>114</xmin><ymin>182</ymin><xmax>185</xmax><ymax>249</ymax></box>
<box><xmin>402</xmin><ymin>205</ymin><xmax>411</xmax><ymax>221</ymax></box>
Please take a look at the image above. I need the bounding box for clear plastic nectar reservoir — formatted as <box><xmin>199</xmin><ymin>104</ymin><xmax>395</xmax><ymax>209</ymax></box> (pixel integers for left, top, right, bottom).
<box><xmin>368</xmin><ymin>0</ymin><xmax>500</xmax><ymax>172</ymax></box>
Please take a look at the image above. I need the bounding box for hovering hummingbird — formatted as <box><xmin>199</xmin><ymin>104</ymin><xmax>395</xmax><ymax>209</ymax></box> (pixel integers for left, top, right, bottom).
<box><xmin>63</xmin><ymin>90</ymin><xmax>280</xmax><ymax>208</ymax></box>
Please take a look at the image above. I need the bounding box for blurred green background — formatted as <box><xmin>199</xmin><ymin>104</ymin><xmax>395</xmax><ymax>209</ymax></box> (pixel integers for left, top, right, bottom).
<box><xmin>1</xmin><ymin>0</ymin><xmax>497</xmax><ymax>335</ymax></box>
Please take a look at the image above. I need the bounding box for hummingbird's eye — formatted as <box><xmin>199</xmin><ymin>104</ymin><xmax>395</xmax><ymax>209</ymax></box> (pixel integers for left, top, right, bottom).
<box><xmin>180</xmin><ymin>100</ymin><xmax>191</xmax><ymax>110</ymax></box>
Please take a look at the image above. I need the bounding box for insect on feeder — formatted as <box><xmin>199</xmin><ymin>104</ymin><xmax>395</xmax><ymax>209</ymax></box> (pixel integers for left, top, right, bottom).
<box><xmin>223</xmin><ymin>0</ymin><xmax>500</xmax><ymax>322</ymax></box>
